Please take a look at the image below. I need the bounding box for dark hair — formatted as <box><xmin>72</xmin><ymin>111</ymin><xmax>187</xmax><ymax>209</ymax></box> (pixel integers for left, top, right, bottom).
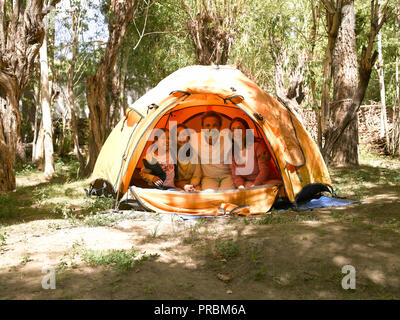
<box><xmin>201</xmin><ymin>111</ymin><xmax>222</xmax><ymax>128</ymax></box>
<box><xmin>176</xmin><ymin>124</ymin><xmax>188</xmax><ymax>132</ymax></box>
<box><xmin>230</xmin><ymin>118</ymin><xmax>254</xmax><ymax>160</ymax></box>
<box><xmin>229</xmin><ymin>117</ymin><xmax>250</xmax><ymax>131</ymax></box>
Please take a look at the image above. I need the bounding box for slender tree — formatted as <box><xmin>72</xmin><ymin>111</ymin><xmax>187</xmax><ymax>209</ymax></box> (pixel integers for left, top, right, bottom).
<box><xmin>376</xmin><ymin>0</ymin><xmax>389</xmax><ymax>143</ymax></box>
<box><xmin>39</xmin><ymin>8</ymin><xmax>55</xmax><ymax>177</ymax></box>
<box><xmin>66</xmin><ymin>0</ymin><xmax>85</xmax><ymax>168</ymax></box>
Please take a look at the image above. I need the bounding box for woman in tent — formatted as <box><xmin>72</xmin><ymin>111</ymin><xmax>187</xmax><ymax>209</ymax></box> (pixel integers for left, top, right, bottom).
<box><xmin>173</xmin><ymin>124</ymin><xmax>202</xmax><ymax>192</ymax></box>
<box><xmin>229</xmin><ymin>118</ymin><xmax>276</xmax><ymax>188</ymax></box>
<box><xmin>140</xmin><ymin>128</ymin><xmax>177</xmax><ymax>190</ymax></box>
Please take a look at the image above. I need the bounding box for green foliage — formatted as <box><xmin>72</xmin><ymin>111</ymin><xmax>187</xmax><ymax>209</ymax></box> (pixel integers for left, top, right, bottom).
<box><xmin>0</xmin><ymin>231</ymin><xmax>8</xmax><ymax>254</ymax></box>
<box><xmin>20</xmin><ymin>253</ymin><xmax>32</xmax><ymax>266</ymax></box>
<box><xmin>15</xmin><ymin>163</ymin><xmax>38</xmax><ymax>176</ymax></box>
<box><xmin>81</xmin><ymin>247</ymin><xmax>157</xmax><ymax>271</ymax></box>
<box><xmin>82</xmin><ymin>197</ymin><xmax>114</xmax><ymax>215</ymax></box>
<box><xmin>215</xmin><ymin>238</ymin><xmax>239</xmax><ymax>260</ymax></box>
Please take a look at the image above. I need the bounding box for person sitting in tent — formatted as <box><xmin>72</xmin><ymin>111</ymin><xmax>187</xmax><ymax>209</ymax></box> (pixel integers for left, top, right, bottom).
<box><xmin>140</xmin><ymin>128</ymin><xmax>177</xmax><ymax>190</ymax></box>
<box><xmin>196</xmin><ymin>111</ymin><xmax>234</xmax><ymax>191</ymax></box>
<box><xmin>229</xmin><ymin>117</ymin><xmax>278</xmax><ymax>188</ymax></box>
<box><xmin>172</xmin><ymin>124</ymin><xmax>202</xmax><ymax>192</ymax></box>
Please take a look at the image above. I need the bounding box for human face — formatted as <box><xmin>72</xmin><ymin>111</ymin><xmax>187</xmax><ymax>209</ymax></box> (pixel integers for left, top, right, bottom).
<box><xmin>177</xmin><ymin>126</ymin><xmax>189</xmax><ymax>148</ymax></box>
<box><xmin>202</xmin><ymin>116</ymin><xmax>221</xmax><ymax>131</ymax></box>
<box><xmin>157</xmin><ymin>131</ymin><xmax>169</xmax><ymax>152</ymax></box>
<box><xmin>231</xmin><ymin>120</ymin><xmax>246</xmax><ymax>144</ymax></box>
<box><xmin>202</xmin><ymin>116</ymin><xmax>221</xmax><ymax>144</ymax></box>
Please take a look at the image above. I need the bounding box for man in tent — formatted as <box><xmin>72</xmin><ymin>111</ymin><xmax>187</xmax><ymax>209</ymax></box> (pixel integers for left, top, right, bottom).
<box><xmin>197</xmin><ymin>111</ymin><xmax>234</xmax><ymax>191</ymax></box>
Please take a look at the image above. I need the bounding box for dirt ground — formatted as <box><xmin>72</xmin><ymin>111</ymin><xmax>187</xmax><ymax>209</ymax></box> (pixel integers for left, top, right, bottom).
<box><xmin>0</xmin><ymin>151</ymin><xmax>399</xmax><ymax>300</ymax></box>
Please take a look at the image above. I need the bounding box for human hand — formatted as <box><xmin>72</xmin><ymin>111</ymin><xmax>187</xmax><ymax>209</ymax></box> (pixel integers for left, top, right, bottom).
<box><xmin>152</xmin><ymin>177</ymin><xmax>163</xmax><ymax>187</ymax></box>
<box><xmin>184</xmin><ymin>184</ymin><xmax>195</xmax><ymax>192</ymax></box>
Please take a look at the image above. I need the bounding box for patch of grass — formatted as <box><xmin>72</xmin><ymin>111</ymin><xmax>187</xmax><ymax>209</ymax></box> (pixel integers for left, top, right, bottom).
<box><xmin>0</xmin><ymin>194</ymin><xmax>20</xmax><ymax>221</ymax></box>
<box><xmin>215</xmin><ymin>238</ymin><xmax>239</xmax><ymax>260</ymax></box>
<box><xmin>54</xmin><ymin>158</ymin><xmax>81</xmax><ymax>182</ymax></box>
<box><xmin>81</xmin><ymin>247</ymin><xmax>158</xmax><ymax>271</ymax></box>
<box><xmin>47</xmin><ymin>222</ymin><xmax>62</xmax><ymax>230</ymax></box>
<box><xmin>82</xmin><ymin>197</ymin><xmax>114</xmax><ymax>215</ymax></box>
<box><xmin>249</xmin><ymin>247</ymin><xmax>262</xmax><ymax>266</ymax></box>
<box><xmin>254</xmin><ymin>212</ymin><xmax>317</xmax><ymax>225</ymax></box>
<box><xmin>20</xmin><ymin>253</ymin><xmax>32</xmax><ymax>266</ymax></box>
<box><xmin>182</xmin><ymin>225</ymin><xmax>201</xmax><ymax>245</ymax></box>
<box><xmin>0</xmin><ymin>231</ymin><xmax>8</xmax><ymax>254</ymax></box>
<box><xmin>15</xmin><ymin>162</ymin><xmax>38</xmax><ymax>175</ymax></box>
<box><xmin>253</xmin><ymin>267</ymin><xmax>267</xmax><ymax>281</ymax></box>
<box><xmin>83</xmin><ymin>211</ymin><xmax>134</xmax><ymax>227</ymax></box>
<box><xmin>176</xmin><ymin>281</ymin><xmax>195</xmax><ymax>289</ymax></box>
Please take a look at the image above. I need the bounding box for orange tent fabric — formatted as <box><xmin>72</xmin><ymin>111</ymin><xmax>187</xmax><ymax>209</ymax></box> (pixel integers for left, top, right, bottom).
<box><xmin>89</xmin><ymin>65</ymin><xmax>332</xmax><ymax>215</ymax></box>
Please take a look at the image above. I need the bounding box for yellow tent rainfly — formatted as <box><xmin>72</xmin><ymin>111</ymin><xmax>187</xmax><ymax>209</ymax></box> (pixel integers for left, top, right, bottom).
<box><xmin>89</xmin><ymin>65</ymin><xmax>332</xmax><ymax>216</ymax></box>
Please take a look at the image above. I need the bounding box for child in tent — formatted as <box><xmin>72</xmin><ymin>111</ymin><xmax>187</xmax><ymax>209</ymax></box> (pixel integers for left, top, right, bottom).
<box><xmin>140</xmin><ymin>128</ymin><xmax>177</xmax><ymax>190</ymax></box>
<box><xmin>172</xmin><ymin>124</ymin><xmax>202</xmax><ymax>192</ymax></box>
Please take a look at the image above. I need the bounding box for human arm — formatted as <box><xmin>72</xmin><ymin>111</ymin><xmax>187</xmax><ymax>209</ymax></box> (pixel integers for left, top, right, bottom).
<box><xmin>253</xmin><ymin>144</ymin><xmax>271</xmax><ymax>186</ymax></box>
<box><xmin>230</xmin><ymin>159</ymin><xmax>245</xmax><ymax>188</ymax></box>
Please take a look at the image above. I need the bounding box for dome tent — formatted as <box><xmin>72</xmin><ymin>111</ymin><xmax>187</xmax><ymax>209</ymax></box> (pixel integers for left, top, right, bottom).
<box><xmin>89</xmin><ymin>65</ymin><xmax>332</xmax><ymax>215</ymax></box>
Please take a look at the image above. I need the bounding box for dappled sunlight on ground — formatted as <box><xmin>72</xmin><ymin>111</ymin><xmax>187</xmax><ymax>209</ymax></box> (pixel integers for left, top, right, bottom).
<box><xmin>1</xmin><ymin>152</ymin><xmax>400</xmax><ymax>299</ymax></box>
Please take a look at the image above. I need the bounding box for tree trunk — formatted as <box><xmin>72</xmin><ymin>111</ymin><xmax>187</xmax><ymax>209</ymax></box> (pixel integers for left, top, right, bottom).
<box><xmin>32</xmin><ymin>120</ymin><xmax>45</xmax><ymax>169</ymax></box>
<box><xmin>320</xmin><ymin>3</ymin><xmax>341</xmax><ymax>146</ymax></box>
<box><xmin>109</xmin><ymin>63</ymin><xmax>122</xmax><ymax>129</ymax></box>
<box><xmin>39</xmin><ymin>17</ymin><xmax>55</xmax><ymax>177</ymax></box>
<box><xmin>84</xmin><ymin>74</ymin><xmax>108</xmax><ymax>177</ymax></box>
<box><xmin>321</xmin><ymin>0</ymin><xmax>388</xmax><ymax>165</ymax></box>
<box><xmin>83</xmin><ymin>0</ymin><xmax>138</xmax><ymax>177</ymax></box>
<box><xmin>67</xmin><ymin>6</ymin><xmax>85</xmax><ymax>169</ymax></box>
<box><xmin>327</xmin><ymin>1</ymin><xmax>359</xmax><ymax>166</ymax></box>
<box><xmin>0</xmin><ymin>0</ymin><xmax>61</xmax><ymax>191</ymax></box>
<box><xmin>376</xmin><ymin>0</ymin><xmax>388</xmax><ymax>142</ymax></box>
<box><xmin>392</xmin><ymin>55</ymin><xmax>400</xmax><ymax>155</ymax></box>
<box><xmin>0</xmin><ymin>92</ymin><xmax>19</xmax><ymax>191</ymax></box>
<box><xmin>182</xmin><ymin>0</ymin><xmax>241</xmax><ymax>65</ymax></box>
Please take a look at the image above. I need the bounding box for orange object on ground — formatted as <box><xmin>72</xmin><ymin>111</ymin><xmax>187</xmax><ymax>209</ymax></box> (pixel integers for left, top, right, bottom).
<box><xmin>89</xmin><ymin>65</ymin><xmax>332</xmax><ymax>215</ymax></box>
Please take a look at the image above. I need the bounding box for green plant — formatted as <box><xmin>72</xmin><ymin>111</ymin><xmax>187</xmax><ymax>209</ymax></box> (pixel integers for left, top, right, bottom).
<box><xmin>81</xmin><ymin>247</ymin><xmax>157</xmax><ymax>271</ymax></box>
<box><xmin>215</xmin><ymin>238</ymin><xmax>239</xmax><ymax>260</ymax></box>
<box><xmin>0</xmin><ymin>231</ymin><xmax>8</xmax><ymax>254</ymax></box>
<box><xmin>253</xmin><ymin>267</ymin><xmax>267</xmax><ymax>281</ymax></box>
<box><xmin>15</xmin><ymin>163</ymin><xmax>38</xmax><ymax>175</ymax></box>
<box><xmin>82</xmin><ymin>197</ymin><xmax>114</xmax><ymax>215</ymax></box>
<box><xmin>83</xmin><ymin>211</ymin><xmax>134</xmax><ymax>227</ymax></box>
<box><xmin>20</xmin><ymin>253</ymin><xmax>32</xmax><ymax>265</ymax></box>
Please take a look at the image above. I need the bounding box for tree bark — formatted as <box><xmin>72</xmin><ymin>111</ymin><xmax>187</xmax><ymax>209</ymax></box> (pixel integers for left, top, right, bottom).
<box><xmin>329</xmin><ymin>1</ymin><xmax>359</xmax><ymax>166</ymax></box>
<box><xmin>320</xmin><ymin>0</ymin><xmax>341</xmax><ymax>146</ymax></box>
<box><xmin>321</xmin><ymin>0</ymin><xmax>389</xmax><ymax>165</ymax></box>
<box><xmin>0</xmin><ymin>0</ymin><xmax>61</xmax><ymax>191</ymax></box>
<box><xmin>67</xmin><ymin>4</ymin><xmax>84</xmax><ymax>169</ymax></box>
<box><xmin>39</xmin><ymin>15</ymin><xmax>55</xmax><ymax>177</ymax></box>
<box><xmin>0</xmin><ymin>91</ymin><xmax>19</xmax><ymax>191</ymax></box>
<box><xmin>83</xmin><ymin>0</ymin><xmax>138</xmax><ymax>177</ymax></box>
<box><xmin>376</xmin><ymin>0</ymin><xmax>388</xmax><ymax>142</ymax></box>
<box><xmin>182</xmin><ymin>0</ymin><xmax>242</xmax><ymax>65</ymax></box>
